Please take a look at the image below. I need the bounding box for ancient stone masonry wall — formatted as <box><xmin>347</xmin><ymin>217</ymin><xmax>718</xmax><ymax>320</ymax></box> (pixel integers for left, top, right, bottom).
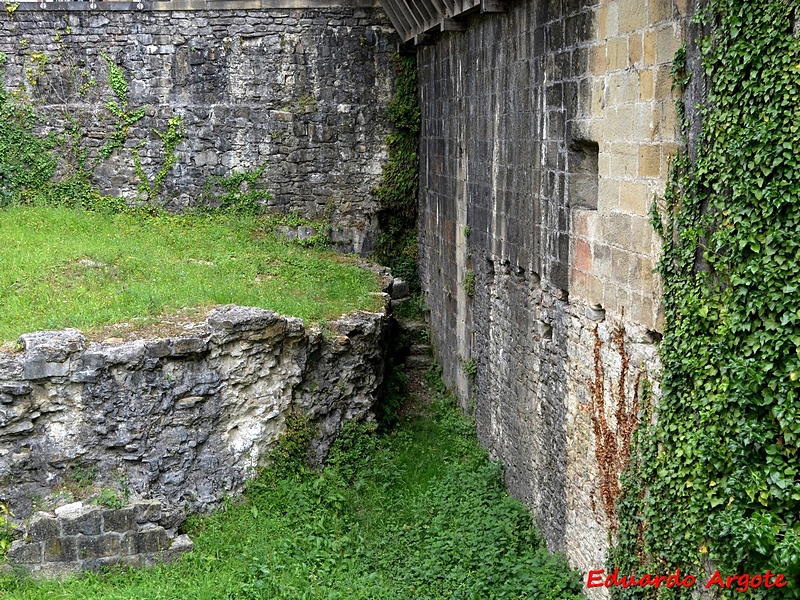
<box><xmin>6</xmin><ymin>499</ymin><xmax>194</xmax><ymax>578</ymax></box>
<box><xmin>0</xmin><ymin>306</ymin><xmax>387</xmax><ymax>522</ymax></box>
<box><xmin>0</xmin><ymin>1</ymin><xmax>397</xmax><ymax>254</ymax></box>
<box><xmin>416</xmin><ymin>0</ymin><xmax>689</xmax><ymax>578</ymax></box>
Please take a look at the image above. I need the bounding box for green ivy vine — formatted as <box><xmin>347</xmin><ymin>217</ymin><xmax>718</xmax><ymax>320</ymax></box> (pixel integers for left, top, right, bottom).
<box><xmin>371</xmin><ymin>54</ymin><xmax>420</xmax><ymax>288</ymax></box>
<box><xmin>611</xmin><ymin>1</ymin><xmax>800</xmax><ymax>596</ymax></box>
<box><xmin>132</xmin><ymin>115</ymin><xmax>185</xmax><ymax>203</ymax></box>
<box><xmin>99</xmin><ymin>52</ymin><xmax>145</xmax><ymax>160</ymax></box>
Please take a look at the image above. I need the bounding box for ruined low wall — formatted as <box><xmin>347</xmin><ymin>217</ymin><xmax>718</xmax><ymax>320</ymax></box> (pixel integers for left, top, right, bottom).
<box><xmin>6</xmin><ymin>499</ymin><xmax>194</xmax><ymax>578</ymax></box>
<box><xmin>0</xmin><ymin>1</ymin><xmax>398</xmax><ymax>254</ymax></box>
<box><xmin>0</xmin><ymin>305</ymin><xmax>387</xmax><ymax>521</ymax></box>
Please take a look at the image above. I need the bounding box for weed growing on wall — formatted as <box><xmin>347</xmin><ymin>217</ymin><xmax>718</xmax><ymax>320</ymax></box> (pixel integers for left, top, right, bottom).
<box><xmin>611</xmin><ymin>1</ymin><xmax>800</xmax><ymax>595</ymax></box>
<box><xmin>99</xmin><ymin>52</ymin><xmax>145</xmax><ymax>161</ymax></box>
<box><xmin>372</xmin><ymin>54</ymin><xmax>420</xmax><ymax>288</ymax></box>
<box><xmin>0</xmin><ymin>503</ymin><xmax>14</xmax><ymax>557</ymax></box>
<box><xmin>132</xmin><ymin>115</ymin><xmax>185</xmax><ymax>203</ymax></box>
<box><xmin>202</xmin><ymin>163</ymin><xmax>273</xmax><ymax>215</ymax></box>
<box><xmin>0</xmin><ymin>52</ymin><xmax>58</xmax><ymax>206</ymax></box>
<box><xmin>0</xmin><ymin>48</ymin><xmax>180</xmax><ymax>210</ymax></box>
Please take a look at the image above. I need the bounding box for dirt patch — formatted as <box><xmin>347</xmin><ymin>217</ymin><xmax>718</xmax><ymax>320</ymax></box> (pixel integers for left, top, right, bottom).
<box><xmin>83</xmin><ymin>305</ymin><xmax>219</xmax><ymax>343</ymax></box>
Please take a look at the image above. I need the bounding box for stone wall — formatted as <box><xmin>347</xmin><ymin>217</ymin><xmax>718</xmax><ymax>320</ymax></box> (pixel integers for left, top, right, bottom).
<box><xmin>0</xmin><ymin>1</ymin><xmax>397</xmax><ymax>254</ymax></box>
<box><xmin>0</xmin><ymin>305</ymin><xmax>387</xmax><ymax>521</ymax></box>
<box><xmin>416</xmin><ymin>0</ymin><xmax>689</xmax><ymax>578</ymax></box>
<box><xmin>6</xmin><ymin>499</ymin><xmax>193</xmax><ymax>578</ymax></box>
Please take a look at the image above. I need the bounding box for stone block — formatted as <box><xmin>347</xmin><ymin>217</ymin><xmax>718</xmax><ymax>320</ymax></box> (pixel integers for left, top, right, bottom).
<box><xmin>8</xmin><ymin>540</ymin><xmax>43</xmax><ymax>564</ymax></box>
<box><xmin>649</xmin><ymin>0</ymin><xmax>673</xmax><ymax>23</ymax></box>
<box><xmin>628</xmin><ymin>32</ymin><xmax>643</xmax><ymax>66</ymax></box>
<box><xmin>637</xmin><ymin>256</ymin><xmax>655</xmax><ymax>290</ymax></box>
<box><xmin>655</xmin><ymin>25</ymin><xmax>681</xmax><ymax>65</ymax></box>
<box><xmin>133</xmin><ymin>500</ymin><xmax>162</xmax><ymax>524</ymax></box>
<box><xmin>0</xmin><ymin>382</ymin><xmax>32</xmax><ymax>396</ymax></box>
<box><xmin>170</xmin><ymin>337</ymin><xmax>207</xmax><ymax>356</ymax></box>
<box><xmin>618</xmin><ymin>0</ymin><xmax>647</xmax><ymax>32</ymax></box>
<box><xmin>603</xmin><ymin>2</ymin><xmax>620</xmax><ymax>38</ymax></box>
<box><xmin>637</xmin><ymin>144</ymin><xmax>661</xmax><ymax>178</ymax></box>
<box><xmin>120</xmin><ymin>532</ymin><xmax>137</xmax><ymax>556</ymax></box>
<box><xmin>608</xmin><ymin>142</ymin><xmax>638</xmax><ymax>175</ymax></box>
<box><xmin>391</xmin><ymin>278</ymin><xmax>410</xmax><ymax>300</ymax></box>
<box><xmin>574</xmin><ymin>239</ymin><xmax>593</xmax><ymax>272</ymax></box>
<box><xmin>638</xmin><ymin>69</ymin><xmax>654</xmax><ymax>101</ymax></box>
<box><xmin>632</xmin><ymin>294</ymin><xmax>656</xmax><ymax>328</ymax></box>
<box><xmin>630</xmin><ymin>216</ymin><xmax>655</xmax><ymax>255</ymax></box>
<box><xmin>643</xmin><ymin>30</ymin><xmax>656</xmax><ymax>66</ymax></box>
<box><xmin>103</xmin><ymin>507</ymin><xmax>135</xmax><ymax>533</ymax></box>
<box><xmin>589</xmin><ymin>44</ymin><xmax>608</xmax><ymax>76</ymax></box>
<box><xmin>61</xmin><ymin>508</ymin><xmax>102</xmax><ymax>536</ymax></box>
<box><xmin>607</xmin><ymin>37</ymin><xmax>628</xmax><ymax>70</ymax></box>
<box><xmin>22</xmin><ymin>357</ymin><xmax>70</xmax><ymax>380</ymax></box>
<box><xmin>598</xmin><ymin>177</ymin><xmax>621</xmax><ymax>210</ymax></box>
<box><xmin>27</xmin><ymin>514</ymin><xmax>61</xmax><ymax>542</ymax></box>
<box><xmin>78</xmin><ymin>534</ymin><xmax>122</xmax><ymax>560</ymax></box>
<box><xmin>602</xmin><ymin>213</ymin><xmax>633</xmax><ymax>248</ymax></box>
<box><xmin>659</xmin><ymin>98</ymin><xmax>680</xmax><ymax>137</ymax></box>
<box><xmin>136</xmin><ymin>527</ymin><xmax>169</xmax><ymax>554</ymax></box>
<box><xmin>43</xmin><ymin>536</ymin><xmax>79</xmax><ymax>563</ymax></box>
<box><xmin>620</xmin><ymin>181</ymin><xmax>648</xmax><ymax>215</ymax></box>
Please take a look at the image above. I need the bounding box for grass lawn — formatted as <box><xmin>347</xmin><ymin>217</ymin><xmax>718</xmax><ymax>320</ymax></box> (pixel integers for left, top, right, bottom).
<box><xmin>0</xmin><ymin>205</ymin><xmax>384</xmax><ymax>342</ymax></box>
<box><xmin>0</xmin><ymin>371</ymin><xmax>584</xmax><ymax>599</ymax></box>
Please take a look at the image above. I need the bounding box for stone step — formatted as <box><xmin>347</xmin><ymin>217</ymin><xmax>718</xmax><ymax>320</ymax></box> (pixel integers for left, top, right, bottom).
<box><xmin>409</xmin><ymin>343</ymin><xmax>431</xmax><ymax>356</ymax></box>
<box><xmin>405</xmin><ymin>354</ymin><xmax>433</xmax><ymax>369</ymax></box>
<box><xmin>396</xmin><ymin>318</ymin><xmax>427</xmax><ymax>333</ymax></box>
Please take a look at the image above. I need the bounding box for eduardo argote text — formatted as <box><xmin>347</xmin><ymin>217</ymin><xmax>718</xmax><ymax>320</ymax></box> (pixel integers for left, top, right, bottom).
<box><xmin>587</xmin><ymin>568</ymin><xmax>789</xmax><ymax>592</ymax></box>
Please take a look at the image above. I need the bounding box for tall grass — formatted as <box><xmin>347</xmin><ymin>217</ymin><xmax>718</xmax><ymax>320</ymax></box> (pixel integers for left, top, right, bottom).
<box><xmin>0</xmin><ymin>378</ymin><xmax>584</xmax><ymax>599</ymax></box>
<box><xmin>0</xmin><ymin>205</ymin><xmax>383</xmax><ymax>341</ymax></box>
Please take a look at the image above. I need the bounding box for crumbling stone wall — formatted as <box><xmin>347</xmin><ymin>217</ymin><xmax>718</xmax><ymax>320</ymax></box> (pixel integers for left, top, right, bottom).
<box><xmin>0</xmin><ymin>1</ymin><xmax>397</xmax><ymax>254</ymax></box>
<box><xmin>0</xmin><ymin>306</ymin><xmax>387</xmax><ymax>522</ymax></box>
<box><xmin>416</xmin><ymin>0</ymin><xmax>689</xmax><ymax>577</ymax></box>
<box><xmin>6</xmin><ymin>499</ymin><xmax>193</xmax><ymax>578</ymax></box>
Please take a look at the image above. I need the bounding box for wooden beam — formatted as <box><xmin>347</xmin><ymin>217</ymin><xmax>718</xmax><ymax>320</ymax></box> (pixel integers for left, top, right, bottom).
<box><xmin>380</xmin><ymin>0</ymin><xmax>412</xmax><ymax>40</ymax></box>
<box><xmin>409</xmin><ymin>0</ymin><xmax>437</xmax><ymax>25</ymax></box>
<box><xmin>394</xmin><ymin>0</ymin><xmax>425</xmax><ymax>33</ymax></box>
<box><xmin>414</xmin><ymin>33</ymin><xmax>436</xmax><ymax>45</ymax></box>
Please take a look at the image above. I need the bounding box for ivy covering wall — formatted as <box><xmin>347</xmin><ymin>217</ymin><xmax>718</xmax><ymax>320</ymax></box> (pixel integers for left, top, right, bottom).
<box><xmin>372</xmin><ymin>54</ymin><xmax>420</xmax><ymax>288</ymax></box>
<box><xmin>611</xmin><ymin>0</ymin><xmax>800</xmax><ymax>595</ymax></box>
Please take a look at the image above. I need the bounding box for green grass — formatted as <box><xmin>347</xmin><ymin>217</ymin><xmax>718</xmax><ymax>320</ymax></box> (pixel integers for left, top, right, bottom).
<box><xmin>0</xmin><ymin>205</ymin><xmax>383</xmax><ymax>342</ymax></box>
<box><xmin>0</xmin><ymin>378</ymin><xmax>584</xmax><ymax>599</ymax></box>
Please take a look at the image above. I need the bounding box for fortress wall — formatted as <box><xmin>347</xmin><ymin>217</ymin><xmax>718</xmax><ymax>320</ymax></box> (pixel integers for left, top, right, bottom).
<box><xmin>0</xmin><ymin>1</ymin><xmax>398</xmax><ymax>254</ymax></box>
<box><xmin>416</xmin><ymin>0</ymin><xmax>689</xmax><ymax>574</ymax></box>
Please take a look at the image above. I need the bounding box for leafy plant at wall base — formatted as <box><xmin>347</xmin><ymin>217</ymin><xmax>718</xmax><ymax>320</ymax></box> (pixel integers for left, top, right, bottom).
<box><xmin>376</xmin><ymin>361</ymin><xmax>407</xmax><ymax>428</ymax></box>
<box><xmin>0</xmin><ymin>503</ymin><xmax>14</xmax><ymax>556</ymax></box>
<box><xmin>0</xmin><ymin>54</ymin><xmax>58</xmax><ymax>206</ymax></box>
<box><xmin>372</xmin><ymin>54</ymin><xmax>420</xmax><ymax>291</ymax></box>
<box><xmin>462</xmin><ymin>357</ymin><xmax>477</xmax><ymax>382</ymax></box>
<box><xmin>611</xmin><ymin>2</ymin><xmax>800</xmax><ymax>597</ymax></box>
